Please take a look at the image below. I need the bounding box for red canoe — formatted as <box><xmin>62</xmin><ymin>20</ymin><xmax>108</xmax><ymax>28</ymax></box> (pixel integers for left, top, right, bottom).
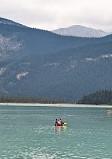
<box><xmin>55</xmin><ymin>124</ymin><xmax>63</xmax><ymax>126</ymax></box>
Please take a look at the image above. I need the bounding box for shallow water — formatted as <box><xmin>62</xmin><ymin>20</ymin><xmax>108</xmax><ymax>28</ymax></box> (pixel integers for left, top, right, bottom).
<box><xmin>0</xmin><ymin>105</ymin><xmax>112</xmax><ymax>159</ymax></box>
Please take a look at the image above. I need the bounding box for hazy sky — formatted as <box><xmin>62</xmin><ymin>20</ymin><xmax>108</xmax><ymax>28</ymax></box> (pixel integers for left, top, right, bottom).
<box><xmin>0</xmin><ymin>0</ymin><xmax>112</xmax><ymax>31</ymax></box>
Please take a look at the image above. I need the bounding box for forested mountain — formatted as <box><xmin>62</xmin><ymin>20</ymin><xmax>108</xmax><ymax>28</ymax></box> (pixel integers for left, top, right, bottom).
<box><xmin>0</xmin><ymin>18</ymin><xmax>104</xmax><ymax>58</ymax></box>
<box><xmin>52</xmin><ymin>25</ymin><xmax>110</xmax><ymax>37</ymax></box>
<box><xmin>0</xmin><ymin>17</ymin><xmax>112</xmax><ymax>102</ymax></box>
<box><xmin>77</xmin><ymin>90</ymin><xmax>112</xmax><ymax>105</ymax></box>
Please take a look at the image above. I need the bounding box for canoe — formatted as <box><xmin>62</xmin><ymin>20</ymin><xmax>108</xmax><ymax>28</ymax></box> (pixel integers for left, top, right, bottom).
<box><xmin>54</xmin><ymin>124</ymin><xmax>63</xmax><ymax>126</ymax></box>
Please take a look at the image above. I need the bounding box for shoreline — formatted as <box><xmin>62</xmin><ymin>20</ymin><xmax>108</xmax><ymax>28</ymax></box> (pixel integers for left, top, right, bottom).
<box><xmin>0</xmin><ymin>102</ymin><xmax>112</xmax><ymax>108</ymax></box>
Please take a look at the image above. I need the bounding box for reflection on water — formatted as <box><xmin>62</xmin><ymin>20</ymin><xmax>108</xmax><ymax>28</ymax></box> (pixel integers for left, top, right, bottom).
<box><xmin>54</xmin><ymin>126</ymin><xmax>67</xmax><ymax>134</ymax></box>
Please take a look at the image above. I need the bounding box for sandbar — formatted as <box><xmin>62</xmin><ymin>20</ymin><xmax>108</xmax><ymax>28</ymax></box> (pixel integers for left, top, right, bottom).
<box><xmin>0</xmin><ymin>103</ymin><xmax>112</xmax><ymax>108</ymax></box>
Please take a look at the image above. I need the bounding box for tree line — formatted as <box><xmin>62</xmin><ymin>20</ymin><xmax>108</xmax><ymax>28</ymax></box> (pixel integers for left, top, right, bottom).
<box><xmin>0</xmin><ymin>95</ymin><xmax>65</xmax><ymax>104</ymax></box>
<box><xmin>76</xmin><ymin>89</ymin><xmax>112</xmax><ymax>105</ymax></box>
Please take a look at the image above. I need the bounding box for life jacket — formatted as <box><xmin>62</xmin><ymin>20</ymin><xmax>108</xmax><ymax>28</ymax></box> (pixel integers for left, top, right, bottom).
<box><xmin>55</xmin><ymin>120</ymin><xmax>58</xmax><ymax>124</ymax></box>
<box><xmin>58</xmin><ymin>120</ymin><xmax>62</xmax><ymax>125</ymax></box>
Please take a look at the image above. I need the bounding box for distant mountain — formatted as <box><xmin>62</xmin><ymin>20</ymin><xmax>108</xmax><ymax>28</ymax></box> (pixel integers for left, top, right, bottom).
<box><xmin>52</xmin><ymin>25</ymin><xmax>110</xmax><ymax>37</ymax></box>
<box><xmin>0</xmin><ymin>17</ymin><xmax>112</xmax><ymax>102</ymax></box>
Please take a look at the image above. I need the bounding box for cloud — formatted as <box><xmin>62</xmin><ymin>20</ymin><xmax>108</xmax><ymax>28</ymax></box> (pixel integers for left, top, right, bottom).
<box><xmin>0</xmin><ymin>0</ymin><xmax>112</xmax><ymax>31</ymax></box>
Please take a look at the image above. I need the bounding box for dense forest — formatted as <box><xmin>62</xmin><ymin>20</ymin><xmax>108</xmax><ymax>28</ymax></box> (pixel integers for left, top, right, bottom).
<box><xmin>0</xmin><ymin>95</ymin><xmax>65</xmax><ymax>104</ymax></box>
<box><xmin>76</xmin><ymin>90</ymin><xmax>112</xmax><ymax>105</ymax></box>
<box><xmin>1</xmin><ymin>90</ymin><xmax>112</xmax><ymax>105</ymax></box>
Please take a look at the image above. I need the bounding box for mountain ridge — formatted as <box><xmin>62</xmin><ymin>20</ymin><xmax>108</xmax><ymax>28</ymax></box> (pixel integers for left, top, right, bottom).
<box><xmin>0</xmin><ymin>17</ymin><xmax>26</xmax><ymax>28</ymax></box>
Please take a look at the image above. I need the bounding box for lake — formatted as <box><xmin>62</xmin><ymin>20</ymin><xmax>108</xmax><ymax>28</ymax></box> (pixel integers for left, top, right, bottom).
<box><xmin>0</xmin><ymin>105</ymin><xmax>112</xmax><ymax>159</ymax></box>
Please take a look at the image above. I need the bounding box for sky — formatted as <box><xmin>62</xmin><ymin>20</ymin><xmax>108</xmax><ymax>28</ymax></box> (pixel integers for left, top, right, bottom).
<box><xmin>0</xmin><ymin>0</ymin><xmax>112</xmax><ymax>32</ymax></box>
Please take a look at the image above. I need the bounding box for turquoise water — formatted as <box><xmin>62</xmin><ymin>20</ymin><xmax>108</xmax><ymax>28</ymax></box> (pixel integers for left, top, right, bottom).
<box><xmin>0</xmin><ymin>106</ymin><xmax>112</xmax><ymax>159</ymax></box>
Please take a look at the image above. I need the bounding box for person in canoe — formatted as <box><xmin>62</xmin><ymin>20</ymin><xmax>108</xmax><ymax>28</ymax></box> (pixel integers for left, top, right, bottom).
<box><xmin>107</xmin><ymin>110</ymin><xmax>112</xmax><ymax>114</ymax></box>
<box><xmin>58</xmin><ymin>119</ymin><xmax>64</xmax><ymax>126</ymax></box>
<box><xmin>55</xmin><ymin>119</ymin><xmax>58</xmax><ymax>126</ymax></box>
<box><xmin>54</xmin><ymin>118</ymin><xmax>66</xmax><ymax>126</ymax></box>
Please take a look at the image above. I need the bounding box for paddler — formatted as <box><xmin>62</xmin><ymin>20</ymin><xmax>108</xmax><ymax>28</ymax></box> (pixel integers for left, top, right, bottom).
<box><xmin>58</xmin><ymin>119</ymin><xmax>64</xmax><ymax>126</ymax></box>
<box><xmin>55</xmin><ymin>119</ymin><xmax>58</xmax><ymax>126</ymax></box>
